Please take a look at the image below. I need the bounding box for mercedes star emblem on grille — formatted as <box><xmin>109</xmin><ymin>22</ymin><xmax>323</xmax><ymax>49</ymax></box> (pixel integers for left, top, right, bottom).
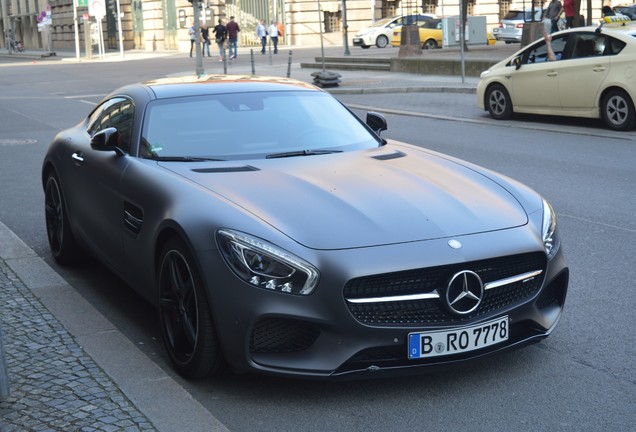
<box><xmin>446</xmin><ymin>270</ymin><xmax>484</xmax><ymax>315</ymax></box>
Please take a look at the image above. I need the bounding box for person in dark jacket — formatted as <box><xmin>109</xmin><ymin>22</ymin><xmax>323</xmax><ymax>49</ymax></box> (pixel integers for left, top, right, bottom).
<box><xmin>226</xmin><ymin>16</ymin><xmax>240</xmax><ymax>59</ymax></box>
<box><xmin>212</xmin><ymin>19</ymin><xmax>227</xmax><ymax>61</ymax></box>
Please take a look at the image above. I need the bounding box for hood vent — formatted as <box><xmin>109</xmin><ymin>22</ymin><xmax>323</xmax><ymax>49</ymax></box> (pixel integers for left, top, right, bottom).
<box><xmin>371</xmin><ymin>150</ymin><xmax>406</xmax><ymax>161</ymax></box>
<box><xmin>192</xmin><ymin>165</ymin><xmax>259</xmax><ymax>173</ymax></box>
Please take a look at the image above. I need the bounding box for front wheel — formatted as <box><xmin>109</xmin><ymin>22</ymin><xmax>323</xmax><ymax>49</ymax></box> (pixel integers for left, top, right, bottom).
<box><xmin>376</xmin><ymin>35</ymin><xmax>389</xmax><ymax>48</ymax></box>
<box><xmin>485</xmin><ymin>84</ymin><xmax>513</xmax><ymax>120</ymax></box>
<box><xmin>601</xmin><ymin>89</ymin><xmax>635</xmax><ymax>131</ymax></box>
<box><xmin>158</xmin><ymin>237</ymin><xmax>224</xmax><ymax>378</ymax></box>
<box><xmin>44</xmin><ymin>171</ymin><xmax>81</xmax><ymax>265</ymax></box>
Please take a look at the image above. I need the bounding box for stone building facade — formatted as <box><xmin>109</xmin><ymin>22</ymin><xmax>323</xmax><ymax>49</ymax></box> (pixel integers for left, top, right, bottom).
<box><xmin>1</xmin><ymin>0</ymin><xmax>604</xmax><ymax>53</ymax></box>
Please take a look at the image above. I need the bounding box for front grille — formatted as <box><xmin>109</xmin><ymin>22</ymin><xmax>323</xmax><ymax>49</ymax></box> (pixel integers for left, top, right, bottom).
<box><xmin>344</xmin><ymin>252</ymin><xmax>546</xmax><ymax>326</ymax></box>
<box><xmin>250</xmin><ymin>318</ymin><xmax>320</xmax><ymax>354</ymax></box>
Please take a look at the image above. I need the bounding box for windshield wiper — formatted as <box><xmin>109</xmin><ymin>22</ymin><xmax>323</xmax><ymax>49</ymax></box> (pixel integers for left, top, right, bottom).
<box><xmin>266</xmin><ymin>149</ymin><xmax>343</xmax><ymax>159</ymax></box>
<box><xmin>152</xmin><ymin>156</ymin><xmax>225</xmax><ymax>162</ymax></box>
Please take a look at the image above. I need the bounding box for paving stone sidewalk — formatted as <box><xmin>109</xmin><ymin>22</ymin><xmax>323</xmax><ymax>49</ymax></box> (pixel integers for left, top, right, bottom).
<box><xmin>0</xmin><ymin>259</ymin><xmax>156</xmax><ymax>432</ymax></box>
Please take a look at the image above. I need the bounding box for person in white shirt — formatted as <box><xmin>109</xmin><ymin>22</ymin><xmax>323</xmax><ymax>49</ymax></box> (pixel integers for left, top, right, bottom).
<box><xmin>256</xmin><ymin>20</ymin><xmax>267</xmax><ymax>54</ymax></box>
<box><xmin>268</xmin><ymin>21</ymin><xmax>279</xmax><ymax>54</ymax></box>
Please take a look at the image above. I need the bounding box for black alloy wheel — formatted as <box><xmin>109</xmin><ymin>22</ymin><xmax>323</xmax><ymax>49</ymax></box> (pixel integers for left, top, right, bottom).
<box><xmin>158</xmin><ymin>237</ymin><xmax>223</xmax><ymax>378</ymax></box>
<box><xmin>44</xmin><ymin>172</ymin><xmax>80</xmax><ymax>265</ymax></box>
<box><xmin>485</xmin><ymin>83</ymin><xmax>513</xmax><ymax>120</ymax></box>
<box><xmin>601</xmin><ymin>89</ymin><xmax>636</xmax><ymax>131</ymax></box>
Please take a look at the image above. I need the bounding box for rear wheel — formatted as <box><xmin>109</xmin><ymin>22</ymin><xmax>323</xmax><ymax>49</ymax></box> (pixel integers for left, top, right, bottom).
<box><xmin>422</xmin><ymin>39</ymin><xmax>438</xmax><ymax>49</ymax></box>
<box><xmin>485</xmin><ymin>83</ymin><xmax>513</xmax><ymax>120</ymax></box>
<box><xmin>44</xmin><ymin>171</ymin><xmax>81</xmax><ymax>265</ymax></box>
<box><xmin>158</xmin><ymin>237</ymin><xmax>223</xmax><ymax>378</ymax></box>
<box><xmin>376</xmin><ymin>35</ymin><xmax>389</xmax><ymax>48</ymax></box>
<box><xmin>601</xmin><ymin>89</ymin><xmax>635</xmax><ymax>131</ymax></box>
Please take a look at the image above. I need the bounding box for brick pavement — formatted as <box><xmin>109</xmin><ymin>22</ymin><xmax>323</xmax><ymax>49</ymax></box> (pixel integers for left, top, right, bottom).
<box><xmin>0</xmin><ymin>259</ymin><xmax>157</xmax><ymax>431</ymax></box>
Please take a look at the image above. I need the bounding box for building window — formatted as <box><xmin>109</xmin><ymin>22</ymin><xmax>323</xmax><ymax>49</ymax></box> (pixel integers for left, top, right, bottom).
<box><xmin>467</xmin><ymin>0</ymin><xmax>476</xmax><ymax>15</ymax></box>
<box><xmin>421</xmin><ymin>0</ymin><xmax>437</xmax><ymax>14</ymax></box>
<box><xmin>323</xmin><ymin>11</ymin><xmax>341</xmax><ymax>33</ymax></box>
<box><xmin>381</xmin><ymin>0</ymin><xmax>398</xmax><ymax>18</ymax></box>
<box><xmin>499</xmin><ymin>0</ymin><xmax>512</xmax><ymax>20</ymax></box>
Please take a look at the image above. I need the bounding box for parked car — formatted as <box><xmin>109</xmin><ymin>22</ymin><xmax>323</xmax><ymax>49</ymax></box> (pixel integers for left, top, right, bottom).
<box><xmin>43</xmin><ymin>75</ymin><xmax>569</xmax><ymax>380</ymax></box>
<box><xmin>353</xmin><ymin>14</ymin><xmax>432</xmax><ymax>48</ymax></box>
<box><xmin>495</xmin><ymin>9</ymin><xmax>544</xmax><ymax>43</ymax></box>
<box><xmin>477</xmin><ymin>21</ymin><xmax>636</xmax><ymax>130</ymax></box>
<box><xmin>390</xmin><ymin>16</ymin><xmax>443</xmax><ymax>49</ymax></box>
<box><xmin>613</xmin><ymin>3</ymin><xmax>636</xmax><ymax>19</ymax></box>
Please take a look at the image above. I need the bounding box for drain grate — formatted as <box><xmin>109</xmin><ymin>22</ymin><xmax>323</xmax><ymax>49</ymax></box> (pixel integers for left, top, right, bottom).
<box><xmin>0</xmin><ymin>138</ymin><xmax>38</xmax><ymax>146</ymax></box>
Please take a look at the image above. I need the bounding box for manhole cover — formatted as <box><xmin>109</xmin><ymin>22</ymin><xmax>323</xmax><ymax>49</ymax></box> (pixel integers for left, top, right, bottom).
<box><xmin>0</xmin><ymin>138</ymin><xmax>38</xmax><ymax>146</ymax></box>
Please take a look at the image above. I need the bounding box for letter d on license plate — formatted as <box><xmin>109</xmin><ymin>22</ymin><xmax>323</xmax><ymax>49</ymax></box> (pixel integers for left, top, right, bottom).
<box><xmin>408</xmin><ymin>316</ymin><xmax>509</xmax><ymax>359</ymax></box>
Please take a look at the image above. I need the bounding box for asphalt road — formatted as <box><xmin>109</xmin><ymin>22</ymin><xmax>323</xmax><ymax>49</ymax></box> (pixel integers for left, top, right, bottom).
<box><xmin>0</xmin><ymin>50</ymin><xmax>634</xmax><ymax>431</ymax></box>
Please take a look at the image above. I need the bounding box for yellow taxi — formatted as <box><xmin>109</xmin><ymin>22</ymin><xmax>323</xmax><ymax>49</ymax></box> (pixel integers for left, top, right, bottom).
<box><xmin>390</xmin><ymin>16</ymin><xmax>443</xmax><ymax>49</ymax></box>
<box><xmin>477</xmin><ymin>17</ymin><xmax>636</xmax><ymax>130</ymax></box>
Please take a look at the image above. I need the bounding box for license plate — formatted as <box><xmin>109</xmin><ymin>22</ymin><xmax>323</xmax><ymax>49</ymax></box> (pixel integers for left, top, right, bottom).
<box><xmin>408</xmin><ymin>316</ymin><xmax>509</xmax><ymax>359</ymax></box>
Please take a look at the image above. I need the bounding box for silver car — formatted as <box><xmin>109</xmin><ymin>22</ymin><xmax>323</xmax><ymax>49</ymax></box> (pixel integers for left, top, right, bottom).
<box><xmin>496</xmin><ymin>9</ymin><xmax>544</xmax><ymax>43</ymax></box>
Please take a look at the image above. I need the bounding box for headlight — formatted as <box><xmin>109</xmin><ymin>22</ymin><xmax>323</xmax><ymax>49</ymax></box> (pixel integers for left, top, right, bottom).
<box><xmin>217</xmin><ymin>229</ymin><xmax>319</xmax><ymax>295</ymax></box>
<box><xmin>541</xmin><ymin>199</ymin><xmax>560</xmax><ymax>260</ymax></box>
<box><xmin>480</xmin><ymin>70</ymin><xmax>491</xmax><ymax>79</ymax></box>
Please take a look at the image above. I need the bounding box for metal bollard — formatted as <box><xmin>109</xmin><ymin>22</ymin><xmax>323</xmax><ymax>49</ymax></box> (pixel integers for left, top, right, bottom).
<box><xmin>223</xmin><ymin>47</ymin><xmax>227</xmax><ymax>74</ymax></box>
<box><xmin>287</xmin><ymin>50</ymin><xmax>293</xmax><ymax>78</ymax></box>
<box><xmin>250</xmin><ymin>49</ymin><xmax>255</xmax><ymax>75</ymax></box>
<box><xmin>0</xmin><ymin>323</ymin><xmax>10</xmax><ymax>399</ymax></box>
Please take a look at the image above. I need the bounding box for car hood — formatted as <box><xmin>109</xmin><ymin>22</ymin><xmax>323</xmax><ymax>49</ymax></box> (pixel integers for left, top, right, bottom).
<box><xmin>162</xmin><ymin>145</ymin><xmax>528</xmax><ymax>250</ymax></box>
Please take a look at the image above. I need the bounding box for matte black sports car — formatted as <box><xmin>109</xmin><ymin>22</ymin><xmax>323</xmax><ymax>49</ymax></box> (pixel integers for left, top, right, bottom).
<box><xmin>42</xmin><ymin>75</ymin><xmax>569</xmax><ymax>379</ymax></box>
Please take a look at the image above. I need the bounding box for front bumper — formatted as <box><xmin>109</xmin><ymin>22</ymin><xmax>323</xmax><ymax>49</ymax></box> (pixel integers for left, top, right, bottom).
<box><xmin>202</xmin><ymin>227</ymin><xmax>569</xmax><ymax>379</ymax></box>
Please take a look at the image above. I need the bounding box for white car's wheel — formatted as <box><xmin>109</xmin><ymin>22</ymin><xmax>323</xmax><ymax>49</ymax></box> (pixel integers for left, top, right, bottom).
<box><xmin>485</xmin><ymin>84</ymin><xmax>513</xmax><ymax>120</ymax></box>
<box><xmin>601</xmin><ymin>89</ymin><xmax>635</xmax><ymax>131</ymax></box>
<box><xmin>376</xmin><ymin>35</ymin><xmax>389</xmax><ymax>48</ymax></box>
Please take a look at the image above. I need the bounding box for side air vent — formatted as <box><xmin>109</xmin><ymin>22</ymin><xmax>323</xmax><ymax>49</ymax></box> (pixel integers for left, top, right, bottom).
<box><xmin>123</xmin><ymin>203</ymin><xmax>143</xmax><ymax>235</ymax></box>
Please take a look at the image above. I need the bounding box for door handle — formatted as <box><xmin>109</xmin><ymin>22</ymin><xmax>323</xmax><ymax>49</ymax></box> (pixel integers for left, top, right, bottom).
<box><xmin>592</xmin><ymin>66</ymin><xmax>606</xmax><ymax>72</ymax></box>
<box><xmin>547</xmin><ymin>71</ymin><xmax>558</xmax><ymax>77</ymax></box>
<box><xmin>72</xmin><ymin>152</ymin><xmax>84</xmax><ymax>163</ymax></box>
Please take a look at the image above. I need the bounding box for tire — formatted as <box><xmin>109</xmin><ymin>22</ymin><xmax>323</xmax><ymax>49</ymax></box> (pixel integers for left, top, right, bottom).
<box><xmin>485</xmin><ymin>83</ymin><xmax>513</xmax><ymax>120</ymax></box>
<box><xmin>601</xmin><ymin>89</ymin><xmax>636</xmax><ymax>131</ymax></box>
<box><xmin>44</xmin><ymin>171</ymin><xmax>81</xmax><ymax>265</ymax></box>
<box><xmin>158</xmin><ymin>237</ymin><xmax>223</xmax><ymax>378</ymax></box>
<box><xmin>376</xmin><ymin>35</ymin><xmax>389</xmax><ymax>48</ymax></box>
<box><xmin>422</xmin><ymin>39</ymin><xmax>438</xmax><ymax>50</ymax></box>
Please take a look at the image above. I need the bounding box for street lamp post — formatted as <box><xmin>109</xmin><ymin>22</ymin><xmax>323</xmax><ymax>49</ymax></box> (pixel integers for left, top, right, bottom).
<box><xmin>342</xmin><ymin>0</ymin><xmax>350</xmax><ymax>55</ymax></box>
<box><xmin>190</xmin><ymin>0</ymin><xmax>205</xmax><ymax>76</ymax></box>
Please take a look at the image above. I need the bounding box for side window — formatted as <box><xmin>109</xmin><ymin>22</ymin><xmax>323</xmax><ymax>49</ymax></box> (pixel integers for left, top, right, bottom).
<box><xmin>524</xmin><ymin>35</ymin><xmax>567</xmax><ymax>64</ymax></box>
<box><xmin>569</xmin><ymin>34</ymin><xmax>606</xmax><ymax>59</ymax></box>
<box><xmin>86</xmin><ymin>97</ymin><xmax>135</xmax><ymax>154</ymax></box>
<box><xmin>606</xmin><ymin>36</ymin><xmax>626</xmax><ymax>55</ymax></box>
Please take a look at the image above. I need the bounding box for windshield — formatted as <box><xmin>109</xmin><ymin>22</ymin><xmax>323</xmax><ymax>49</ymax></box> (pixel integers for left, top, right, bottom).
<box><xmin>371</xmin><ymin>17</ymin><xmax>397</xmax><ymax>27</ymax></box>
<box><xmin>141</xmin><ymin>91</ymin><xmax>380</xmax><ymax>160</ymax></box>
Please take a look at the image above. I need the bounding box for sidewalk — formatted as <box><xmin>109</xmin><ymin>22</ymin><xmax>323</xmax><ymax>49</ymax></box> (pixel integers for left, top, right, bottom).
<box><xmin>0</xmin><ymin>43</ymin><xmax>520</xmax><ymax>94</ymax></box>
<box><xmin>0</xmin><ymin>42</ymin><xmax>515</xmax><ymax>431</ymax></box>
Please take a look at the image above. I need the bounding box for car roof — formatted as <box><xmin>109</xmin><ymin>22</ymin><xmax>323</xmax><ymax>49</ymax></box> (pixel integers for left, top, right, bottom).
<box><xmin>133</xmin><ymin>75</ymin><xmax>321</xmax><ymax>100</ymax></box>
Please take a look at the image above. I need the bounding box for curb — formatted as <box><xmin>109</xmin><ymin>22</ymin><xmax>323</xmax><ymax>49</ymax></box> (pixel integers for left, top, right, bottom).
<box><xmin>0</xmin><ymin>221</ymin><xmax>229</xmax><ymax>432</ymax></box>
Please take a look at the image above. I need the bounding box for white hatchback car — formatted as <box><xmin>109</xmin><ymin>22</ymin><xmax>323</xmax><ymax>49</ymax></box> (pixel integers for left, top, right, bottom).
<box><xmin>477</xmin><ymin>18</ymin><xmax>636</xmax><ymax>130</ymax></box>
<box><xmin>353</xmin><ymin>14</ymin><xmax>432</xmax><ymax>48</ymax></box>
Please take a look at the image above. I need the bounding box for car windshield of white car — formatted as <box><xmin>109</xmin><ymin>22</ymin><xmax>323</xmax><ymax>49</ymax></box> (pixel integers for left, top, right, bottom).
<box><xmin>140</xmin><ymin>91</ymin><xmax>380</xmax><ymax>161</ymax></box>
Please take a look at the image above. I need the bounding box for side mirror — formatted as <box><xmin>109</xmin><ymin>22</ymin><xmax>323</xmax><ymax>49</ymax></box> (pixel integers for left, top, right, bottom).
<box><xmin>90</xmin><ymin>127</ymin><xmax>125</xmax><ymax>156</ymax></box>
<box><xmin>513</xmin><ymin>56</ymin><xmax>522</xmax><ymax>70</ymax></box>
<box><xmin>366</xmin><ymin>111</ymin><xmax>387</xmax><ymax>134</ymax></box>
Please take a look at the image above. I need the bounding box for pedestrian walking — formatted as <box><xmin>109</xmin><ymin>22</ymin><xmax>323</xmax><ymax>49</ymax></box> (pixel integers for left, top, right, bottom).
<box><xmin>564</xmin><ymin>0</ymin><xmax>575</xmax><ymax>28</ymax></box>
<box><xmin>256</xmin><ymin>19</ymin><xmax>267</xmax><ymax>54</ymax></box>
<box><xmin>226</xmin><ymin>16</ymin><xmax>240</xmax><ymax>59</ymax></box>
<box><xmin>268</xmin><ymin>21</ymin><xmax>279</xmax><ymax>54</ymax></box>
<box><xmin>188</xmin><ymin>22</ymin><xmax>197</xmax><ymax>57</ymax></box>
<box><xmin>545</xmin><ymin>0</ymin><xmax>563</xmax><ymax>33</ymax></box>
<box><xmin>213</xmin><ymin>19</ymin><xmax>227</xmax><ymax>61</ymax></box>
<box><xmin>201</xmin><ymin>23</ymin><xmax>211</xmax><ymax>57</ymax></box>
